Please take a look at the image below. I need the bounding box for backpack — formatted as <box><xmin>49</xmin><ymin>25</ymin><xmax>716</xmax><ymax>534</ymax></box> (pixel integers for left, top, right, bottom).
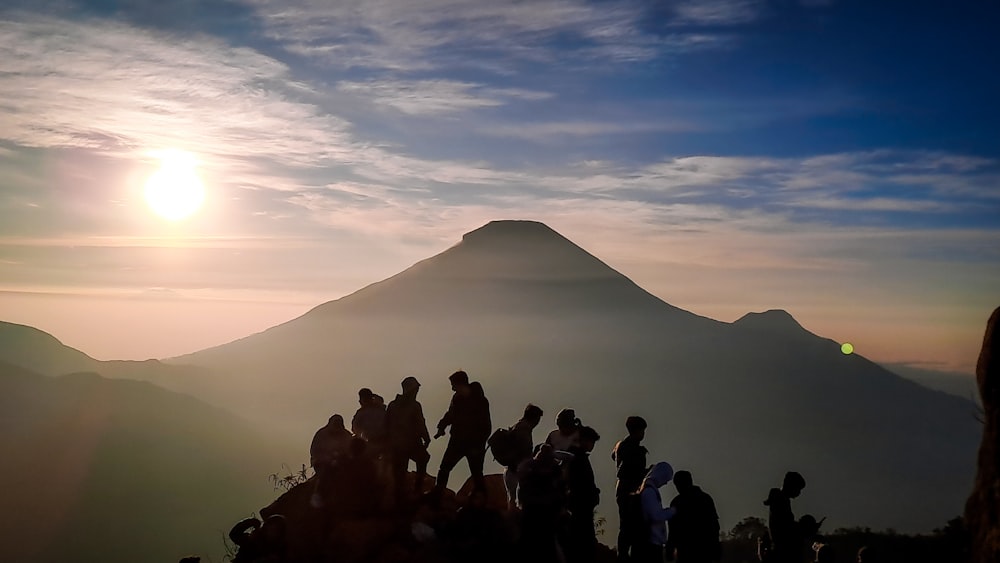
<box><xmin>487</xmin><ymin>427</ymin><xmax>517</xmax><ymax>466</ymax></box>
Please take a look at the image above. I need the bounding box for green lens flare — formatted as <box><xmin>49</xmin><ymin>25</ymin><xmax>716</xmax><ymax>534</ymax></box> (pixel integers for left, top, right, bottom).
<box><xmin>841</xmin><ymin>342</ymin><xmax>854</xmax><ymax>355</ymax></box>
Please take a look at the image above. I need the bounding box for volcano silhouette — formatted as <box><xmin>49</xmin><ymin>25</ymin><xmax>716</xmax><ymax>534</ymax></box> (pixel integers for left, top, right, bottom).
<box><xmin>162</xmin><ymin>220</ymin><xmax>978</xmax><ymax>534</ymax></box>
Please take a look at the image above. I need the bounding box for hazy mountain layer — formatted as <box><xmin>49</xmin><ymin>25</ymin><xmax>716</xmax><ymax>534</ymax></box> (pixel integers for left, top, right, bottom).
<box><xmin>169</xmin><ymin>221</ymin><xmax>980</xmax><ymax>534</ymax></box>
<box><xmin>0</xmin><ymin>361</ymin><xmax>297</xmax><ymax>563</ymax></box>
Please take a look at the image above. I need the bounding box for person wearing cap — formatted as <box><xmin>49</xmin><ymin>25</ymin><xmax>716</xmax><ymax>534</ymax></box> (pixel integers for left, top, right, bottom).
<box><xmin>431</xmin><ymin>370</ymin><xmax>492</xmax><ymax>497</ymax></box>
<box><xmin>386</xmin><ymin>376</ymin><xmax>431</xmax><ymax>504</ymax></box>
<box><xmin>636</xmin><ymin>462</ymin><xmax>678</xmax><ymax>563</ymax></box>
<box><xmin>763</xmin><ymin>471</ymin><xmax>807</xmax><ymax>563</ymax></box>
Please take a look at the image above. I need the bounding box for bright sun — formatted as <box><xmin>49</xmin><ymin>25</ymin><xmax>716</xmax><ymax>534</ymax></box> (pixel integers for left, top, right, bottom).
<box><xmin>144</xmin><ymin>149</ymin><xmax>205</xmax><ymax>220</ymax></box>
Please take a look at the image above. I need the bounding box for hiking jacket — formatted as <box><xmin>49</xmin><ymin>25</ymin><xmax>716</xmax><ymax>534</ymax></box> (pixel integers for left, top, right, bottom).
<box><xmin>437</xmin><ymin>384</ymin><xmax>491</xmax><ymax>446</ymax></box>
<box><xmin>386</xmin><ymin>394</ymin><xmax>430</xmax><ymax>450</ymax></box>
<box><xmin>612</xmin><ymin>435</ymin><xmax>648</xmax><ymax>498</ymax></box>
<box><xmin>352</xmin><ymin>404</ymin><xmax>387</xmax><ymax>443</ymax></box>
<box><xmin>668</xmin><ymin>486</ymin><xmax>721</xmax><ymax>561</ymax></box>
<box><xmin>639</xmin><ymin>462</ymin><xmax>677</xmax><ymax>546</ymax></box>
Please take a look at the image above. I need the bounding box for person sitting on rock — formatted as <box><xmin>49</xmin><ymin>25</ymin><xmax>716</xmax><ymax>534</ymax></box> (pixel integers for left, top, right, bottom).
<box><xmin>310</xmin><ymin>414</ymin><xmax>353</xmax><ymax>507</ymax></box>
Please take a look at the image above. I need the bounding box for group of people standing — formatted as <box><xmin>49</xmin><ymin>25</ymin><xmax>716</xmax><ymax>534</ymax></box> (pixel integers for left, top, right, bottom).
<box><xmin>305</xmin><ymin>370</ymin><xmax>825</xmax><ymax>563</ymax></box>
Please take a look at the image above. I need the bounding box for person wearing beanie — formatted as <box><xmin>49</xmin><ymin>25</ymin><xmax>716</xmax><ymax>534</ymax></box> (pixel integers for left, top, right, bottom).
<box><xmin>636</xmin><ymin>461</ymin><xmax>677</xmax><ymax>563</ymax></box>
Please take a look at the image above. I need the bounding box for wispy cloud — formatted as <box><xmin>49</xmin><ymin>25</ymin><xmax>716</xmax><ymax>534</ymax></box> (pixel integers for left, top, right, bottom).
<box><xmin>336</xmin><ymin>79</ymin><xmax>553</xmax><ymax>115</ymax></box>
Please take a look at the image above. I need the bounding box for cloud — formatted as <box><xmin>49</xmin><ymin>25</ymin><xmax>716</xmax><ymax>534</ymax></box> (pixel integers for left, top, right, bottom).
<box><xmin>672</xmin><ymin>0</ymin><xmax>762</xmax><ymax>26</ymax></box>
<box><xmin>336</xmin><ymin>79</ymin><xmax>553</xmax><ymax>115</ymax></box>
<box><xmin>240</xmin><ymin>0</ymin><xmax>738</xmax><ymax>71</ymax></box>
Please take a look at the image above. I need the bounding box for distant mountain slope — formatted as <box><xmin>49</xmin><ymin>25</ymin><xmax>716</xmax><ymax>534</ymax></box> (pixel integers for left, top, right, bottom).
<box><xmin>881</xmin><ymin>362</ymin><xmax>978</xmax><ymax>401</ymax></box>
<box><xmin>0</xmin><ymin>362</ymin><xmax>298</xmax><ymax>563</ymax></box>
<box><xmin>171</xmin><ymin>220</ymin><xmax>980</xmax><ymax>534</ymax></box>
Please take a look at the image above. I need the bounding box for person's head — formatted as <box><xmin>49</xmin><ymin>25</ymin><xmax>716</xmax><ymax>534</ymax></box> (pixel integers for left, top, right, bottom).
<box><xmin>329</xmin><ymin>414</ymin><xmax>345</xmax><ymax>429</ymax></box>
<box><xmin>556</xmin><ymin>408</ymin><xmax>578</xmax><ymax>432</ymax></box>
<box><xmin>401</xmin><ymin>376</ymin><xmax>421</xmax><ymax>396</ymax></box>
<box><xmin>578</xmin><ymin>426</ymin><xmax>600</xmax><ymax>453</ymax></box>
<box><xmin>643</xmin><ymin>461</ymin><xmax>674</xmax><ymax>490</ymax></box>
<box><xmin>625</xmin><ymin>415</ymin><xmax>647</xmax><ymax>440</ymax></box>
<box><xmin>261</xmin><ymin>514</ymin><xmax>287</xmax><ymax>545</ymax></box>
<box><xmin>358</xmin><ymin>387</ymin><xmax>374</xmax><ymax>406</ymax></box>
<box><xmin>372</xmin><ymin>393</ymin><xmax>385</xmax><ymax>407</ymax></box>
<box><xmin>673</xmin><ymin>470</ymin><xmax>693</xmax><ymax>492</ymax></box>
<box><xmin>469</xmin><ymin>381</ymin><xmax>485</xmax><ymax>398</ymax></box>
<box><xmin>782</xmin><ymin>471</ymin><xmax>806</xmax><ymax>498</ymax></box>
<box><xmin>535</xmin><ymin>443</ymin><xmax>555</xmax><ymax>462</ymax></box>
<box><xmin>523</xmin><ymin>404</ymin><xmax>544</xmax><ymax>427</ymax></box>
<box><xmin>449</xmin><ymin>370</ymin><xmax>469</xmax><ymax>393</ymax></box>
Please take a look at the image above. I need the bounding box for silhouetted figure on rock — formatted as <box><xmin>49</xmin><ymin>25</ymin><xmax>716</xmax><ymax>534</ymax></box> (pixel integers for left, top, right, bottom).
<box><xmin>666</xmin><ymin>470</ymin><xmax>720</xmax><ymax>563</ymax></box>
<box><xmin>229</xmin><ymin>514</ymin><xmax>288</xmax><ymax>563</ymax></box>
<box><xmin>636</xmin><ymin>462</ymin><xmax>677</xmax><ymax>563</ymax></box>
<box><xmin>762</xmin><ymin>471</ymin><xmax>807</xmax><ymax>563</ymax></box>
<box><xmin>966</xmin><ymin>306</ymin><xmax>1000</xmax><ymax>563</ymax></box>
<box><xmin>518</xmin><ymin>443</ymin><xmax>566</xmax><ymax>563</ymax></box>
<box><xmin>498</xmin><ymin>403</ymin><xmax>544</xmax><ymax>510</ymax></box>
<box><xmin>310</xmin><ymin>414</ymin><xmax>353</xmax><ymax>507</ymax></box>
<box><xmin>546</xmin><ymin>408</ymin><xmax>582</xmax><ymax>453</ymax></box>
<box><xmin>352</xmin><ymin>388</ymin><xmax>387</xmax><ymax>444</ymax></box>
<box><xmin>612</xmin><ymin>415</ymin><xmax>649</xmax><ymax>562</ymax></box>
<box><xmin>565</xmin><ymin>426</ymin><xmax>601</xmax><ymax>563</ymax></box>
<box><xmin>432</xmin><ymin>371</ymin><xmax>492</xmax><ymax>499</ymax></box>
<box><xmin>386</xmin><ymin>376</ymin><xmax>431</xmax><ymax>505</ymax></box>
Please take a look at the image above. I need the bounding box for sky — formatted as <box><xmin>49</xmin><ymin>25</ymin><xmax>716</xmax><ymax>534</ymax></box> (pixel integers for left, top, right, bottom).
<box><xmin>0</xmin><ymin>0</ymin><xmax>997</xmax><ymax>373</ymax></box>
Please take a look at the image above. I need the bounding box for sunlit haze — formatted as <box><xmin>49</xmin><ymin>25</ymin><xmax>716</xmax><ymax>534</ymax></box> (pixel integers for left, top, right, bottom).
<box><xmin>0</xmin><ymin>2</ymin><xmax>997</xmax><ymax>375</ymax></box>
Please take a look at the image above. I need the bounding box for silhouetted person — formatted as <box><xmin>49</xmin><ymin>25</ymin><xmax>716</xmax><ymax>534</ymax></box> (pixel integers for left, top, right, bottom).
<box><xmin>636</xmin><ymin>462</ymin><xmax>677</xmax><ymax>563</ymax></box>
<box><xmin>565</xmin><ymin>426</ymin><xmax>601</xmax><ymax>563</ymax></box>
<box><xmin>517</xmin><ymin>444</ymin><xmax>566</xmax><ymax>563</ymax></box>
<box><xmin>504</xmin><ymin>403</ymin><xmax>544</xmax><ymax>510</ymax></box>
<box><xmin>352</xmin><ymin>387</ymin><xmax>387</xmax><ymax>444</ymax></box>
<box><xmin>310</xmin><ymin>414</ymin><xmax>353</xmax><ymax>507</ymax></box>
<box><xmin>764</xmin><ymin>471</ymin><xmax>806</xmax><ymax>563</ymax></box>
<box><xmin>666</xmin><ymin>470</ymin><xmax>720</xmax><ymax>563</ymax></box>
<box><xmin>386</xmin><ymin>376</ymin><xmax>431</xmax><ymax>504</ymax></box>
<box><xmin>612</xmin><ymin>415</ymin><xmax>649</xmax><ymax>562</ymax></box>
<box><xmin>328</xmin><ymin>437</ymin><xmax>379</xmax><ymax>517</ymax></box>
<box><xmin>229</xmin><ymin>514</ymin><xmax>288</xmax><ymax>563</ymax></box>
<box><xmin>965</xmin><ymin>306</ymin><xmax>1000</xmax><ymax>563</ymax></box>
<box><xmin>546</xmin><ymin>408</ymin><xmax>581</xmax><ymax>452</ymax></box>
<box><xmin>432</xmin><ymin>370</ymin><xmax>492</xmax><ymax>497</ymax></box>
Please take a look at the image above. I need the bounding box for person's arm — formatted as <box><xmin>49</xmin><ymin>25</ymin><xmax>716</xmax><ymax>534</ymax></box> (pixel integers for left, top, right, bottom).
<box><xmin>641</xmin><ymin>488</ymin><xmax>677</xmax><ymax>522</ymax></box>
<box><xmin>416</xmin><ymin>403</ymin><xmax>431</xmax><ymax>445</ymax></box>
<box><xmin>435</xmin><ymin>397</ymin><xmax>455</xmax><ymax>438</ymax></box>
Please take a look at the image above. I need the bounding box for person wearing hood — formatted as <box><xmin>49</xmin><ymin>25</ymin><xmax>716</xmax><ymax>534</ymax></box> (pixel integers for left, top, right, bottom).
<box><xmin>636</xmin><ymin>462</ymin><xmax>678</xmax><ymax>563</ymax></box>
<box><xmin>309</xmin><ymin>414</ymin><xmax>353</xmax><ymax>507</ymax></box>
<box><xmin>666</xmin><ymin>470</ymin><xmax>720</xmax><ymax>563</ymax></box>
<box><xmin>386</xmin><ymin>376</ymin><xmax>431</xmax><ymax>504</ymax></box>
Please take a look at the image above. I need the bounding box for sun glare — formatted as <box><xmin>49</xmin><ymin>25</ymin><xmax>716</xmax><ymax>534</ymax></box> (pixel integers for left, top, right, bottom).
<box><xmin>144</xmin><ymin>150</ymin><xmax>205</xmax><ymax>221</ymax></box>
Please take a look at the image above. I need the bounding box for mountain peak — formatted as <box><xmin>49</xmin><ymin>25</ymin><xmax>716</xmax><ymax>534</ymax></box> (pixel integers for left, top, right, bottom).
<box><xmin>733</xmin><ymin>309</ymin><xmax>807</xmax><ymax>333</ymax></box>
<box><xmin>461</xmin><ymin>220</ymin><xmax>563</xmax><ymax>245</ymax></box>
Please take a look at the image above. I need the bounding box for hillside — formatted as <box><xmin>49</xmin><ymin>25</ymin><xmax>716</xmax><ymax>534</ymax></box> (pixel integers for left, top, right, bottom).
<box><xmin>0</xmin><ymin>361</ymin><xmax>298</xmax><ymax>563</ymax></box>
<box><xmin>168</xmin><ymin>220</ymin><xmax>981</xmax><ymax>534</ymax></box>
